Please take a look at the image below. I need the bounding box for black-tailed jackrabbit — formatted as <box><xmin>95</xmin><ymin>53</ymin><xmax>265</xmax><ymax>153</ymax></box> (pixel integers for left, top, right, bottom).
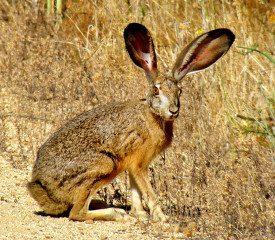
<box><xmin>28</xmin><ymin>23</ymin><xmax>235</xmax><ymax>222</ymax></box>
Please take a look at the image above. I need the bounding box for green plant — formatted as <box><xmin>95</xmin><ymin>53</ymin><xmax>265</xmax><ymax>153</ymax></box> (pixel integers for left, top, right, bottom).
<box><xmin>237</xmin><ymin>46</ymin><xmax>275</xmax><ymax>65</ymax></box>
<box><xmin>235</xmin><ymin>46</ymin><xmax>274</xmax><ymax>161</ymax></box>
<box><xmin>47</xmin><ymin>0</ymin><xmax>63</xmax><ymax>26</ymax></box>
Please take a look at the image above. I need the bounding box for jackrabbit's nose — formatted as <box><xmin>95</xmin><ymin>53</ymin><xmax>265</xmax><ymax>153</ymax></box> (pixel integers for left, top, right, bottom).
<box><xmin>169</xmin><ymin>106</ymin><xmax>179</xmax><ymax>115</ymax></box>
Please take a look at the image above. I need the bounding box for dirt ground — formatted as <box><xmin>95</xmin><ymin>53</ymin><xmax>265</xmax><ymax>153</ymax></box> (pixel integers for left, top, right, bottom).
<box><xmin>0</xmin><ymin>1</ymin><xmax>274</xmax><ymax>239</ymax></box>
<box><xmin>0</xmin><ymin>153</ymin><xmax>190</xmax><ymax>239</ymax></box>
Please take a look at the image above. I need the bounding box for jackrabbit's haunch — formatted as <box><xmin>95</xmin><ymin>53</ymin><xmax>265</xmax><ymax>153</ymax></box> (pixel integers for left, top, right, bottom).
<box><xmin>28</xmin><ymin>23</ymin><xmax>235</xmax><ymax>222</ymax></box>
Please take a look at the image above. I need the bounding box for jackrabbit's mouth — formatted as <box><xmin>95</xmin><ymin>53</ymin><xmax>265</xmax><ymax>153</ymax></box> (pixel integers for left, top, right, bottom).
<box><xmin>163</xmin><ymin>112</ymin><xmax>179</xmax><ymax>121</ymax></box>
<box><xmin>169</xmin><ymin>113</ymin><xmax>179</xmax><ymax>120</ymax></box>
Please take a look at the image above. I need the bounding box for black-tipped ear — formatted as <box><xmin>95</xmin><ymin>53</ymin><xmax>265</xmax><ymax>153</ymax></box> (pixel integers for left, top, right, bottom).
<box><xmin>172</xmin><ymin>28</ymin><xmax>235</xmax><ymax>82</ymax></box>
<box><xmin>124</xmin><ymin>23</ymin><xmax>157</xmax><ymax>81</ymax></box>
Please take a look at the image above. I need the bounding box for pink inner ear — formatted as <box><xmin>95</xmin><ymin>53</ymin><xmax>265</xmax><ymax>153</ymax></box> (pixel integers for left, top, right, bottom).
<box><xmin>138</xmin><ymin>50</ymin><xmax>154</xmax><ymax>72</ymax></box>
<box><xmin>177</xmin><ymin>56</ymin><xmax>196</xmax><ymax>75</ymax></box>
<box><xmin>133</xmin><ymin>33</ymin><xmax>155</xmax><ymax>73</ymax></box>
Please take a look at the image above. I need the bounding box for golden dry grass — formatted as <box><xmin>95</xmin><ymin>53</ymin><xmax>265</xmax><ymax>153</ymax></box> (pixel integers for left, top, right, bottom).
<box><xmin>0</xmin><ymin>0</ymin><xmax>274</xmax><ymax>238</ymax></box>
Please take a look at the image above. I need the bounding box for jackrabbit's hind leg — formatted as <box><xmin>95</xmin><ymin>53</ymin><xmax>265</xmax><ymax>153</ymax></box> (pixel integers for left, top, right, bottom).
<box><xmin>27</xmin><ymin>181</ymin><xmax>70</xmax><ymax>215</ymax></box>
<box><xmin>69</xmin><ymin>183</ymin><xmax>133</xmax><ymax>222</ymax></box>
<box><xmin>68</xmin><ymin>152</ymin><xmax>133</xmax><ymax>221</ymax></box>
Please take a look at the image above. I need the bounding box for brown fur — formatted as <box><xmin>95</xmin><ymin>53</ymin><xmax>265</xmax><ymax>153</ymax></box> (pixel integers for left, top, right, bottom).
<box><xmin>28</xmin><ymin>101</ymin><xmax>173</xmax><ymax>221</ymax></box>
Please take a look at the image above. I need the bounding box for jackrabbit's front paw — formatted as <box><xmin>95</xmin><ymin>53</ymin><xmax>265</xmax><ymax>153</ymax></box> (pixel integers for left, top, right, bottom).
<box><xmin>112</xmin><ymin>208</ymin><xmax>136</xmax><ymax>222</ymax></box>
<box><xmin>130</xmin><ymin>209</ymin><xmax>148</xmax><ymax>220</ymax></box>
<box><xmin>151</xmin><ymin>206</ymin><xmax>169</xmax><ymax>222</ymax></box>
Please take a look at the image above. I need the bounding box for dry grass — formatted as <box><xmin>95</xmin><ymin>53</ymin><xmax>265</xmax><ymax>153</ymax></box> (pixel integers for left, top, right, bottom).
<box><xmin>0</xmin><ymin>0</ymin><xmax>274</xmax><ymax>238</ymax></box>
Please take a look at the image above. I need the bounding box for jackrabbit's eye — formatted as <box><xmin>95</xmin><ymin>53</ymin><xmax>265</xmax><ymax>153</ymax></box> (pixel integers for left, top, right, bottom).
<box><xmin>154</xmin><ymin>86</ymin><xmax>159</xmax><ymax>96</ymax></box>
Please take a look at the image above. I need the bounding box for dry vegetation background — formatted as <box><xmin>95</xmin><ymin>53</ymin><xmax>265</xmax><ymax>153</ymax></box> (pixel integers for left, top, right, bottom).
<box><xmin>0</xmin><ymin>0</ymin><xmax>274</xmax><ymax>239</ymax></box>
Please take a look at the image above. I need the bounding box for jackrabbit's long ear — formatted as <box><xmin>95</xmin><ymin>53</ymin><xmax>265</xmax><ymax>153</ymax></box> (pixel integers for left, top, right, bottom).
<box><xmin>124</xmin><ymin>23</ymin><xmax>157</xmax><ymax>82</ymax></box>
<box><xmin>172</xmin><ymin>28</ymin><xmax>235</xmax><ymax>82</ymax></box>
